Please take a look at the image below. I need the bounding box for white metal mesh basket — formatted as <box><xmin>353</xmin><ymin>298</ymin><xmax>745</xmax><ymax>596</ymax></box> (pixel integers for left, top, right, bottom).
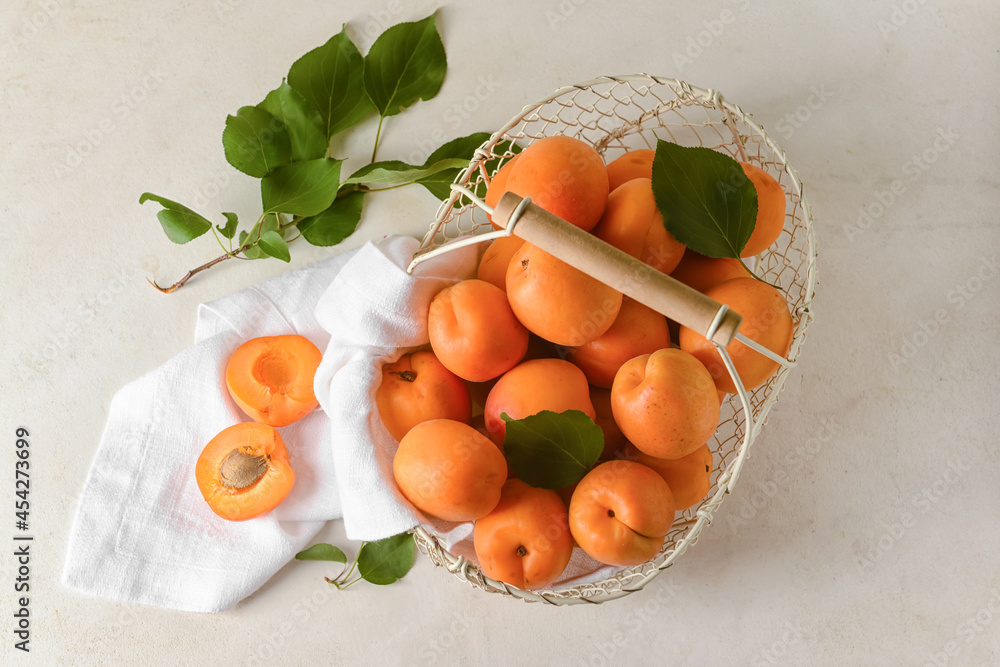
<box><xmin>409</xmin><ymin>74</ymin><xmax>817</xmax><ymax>604</ymax></box>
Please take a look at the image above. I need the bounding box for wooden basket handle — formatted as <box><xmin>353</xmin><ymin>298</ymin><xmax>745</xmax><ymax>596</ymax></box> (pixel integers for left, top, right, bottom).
<box><xmin>493</xmin><ymin>192</ymin><xmax>743</xmax><ymax>346</ymax></box>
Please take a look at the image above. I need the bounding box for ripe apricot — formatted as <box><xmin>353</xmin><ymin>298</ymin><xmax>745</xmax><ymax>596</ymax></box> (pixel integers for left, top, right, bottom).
<box><xmin>196</xmin><ymin>422</ymin><xmax>295</xmax><ymax>521</ymax></box>
<box><xmin>485</xmin><ymin>155</ymin><xmax>520</xmax><ymax>229</ymax></box>
<box><xmin>506</xmin><ymin>242</ymin><xmax>623</xmax><ymax>346</ymax></box>
<box><xmin>476</xmin><ymin>236</ymin><xmax>524</xmax><ymax>292</ymax></box>
<box><xmin>740</xmin><ymin>162</ymin><xmax>786</xmax><ymax>257</ymax></box>
<box><xmin>226</xmin><ymin>335</ymin><xmax>322</xmax><ymax>427</ymax></box>
<box><xmin>589</xmin><ymin>386</ymin><xmax>627</xmax><ymax>460</ymax></box>
<box><xmin>392</xmin><ymin>419</ymin><xmax>507</xmax><ymax>522</ymax></box>
<box><xmin>670</xmin><ymin>250</ymin><xmax>752</xmax><ymax>294</ymax></box>
<box><xmin>566</xmin><ymin>297</ymin><xmax>670</xmax><ymax>388</ymax></box>
<box><xmin>473</xmin><ymin>479</ymin><xmax>573</xmax><ymax>590</ymax></box>
<box><xmin>569</xmin><ymin>460</ymin><xmax>675</xmax><ymax>566</ymax></box>
<box><xmin>611</xmin><ymin>349</ymin><xmax>720</xmax><ymax>460</ymax></box>
<box><xmin>605</xmin><ymin>149</ymin><xmax>654</xmax><ymax>191</ymax></box>
<box><xmin>428</xmin><ymin>279</ymin><xmax>529</xmax><ymax>382</ymax></box>
<box><xmin>376</xmin><ymin>351</ymin><xmax>471</xmax><ymax>442</ymax></box>
<box><xmin>591</xmin><ymin>178</ymin><xmax>686</xmax><ymax>275</ymax></box>
<box><xmin>484</xmin><ymin>358</ymin><xmax>595</xmax><ymax>446</ymax></box>
<box><xmin>678</xmin><ymin>277</ymin><xmax>793</xmax><ymax>393</ymax></box>
<box><xmin>504</xmin><ymin>135</ymin><xmax>609</xmax><ymax>231</ymax></box>
<box><xmin>624</xmin><ymin>443</ymin><xmax>713</xmax><ymax>511</ymax></box>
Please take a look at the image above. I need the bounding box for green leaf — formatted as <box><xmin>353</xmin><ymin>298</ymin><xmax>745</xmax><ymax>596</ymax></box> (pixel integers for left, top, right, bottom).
<box><xmin>258</xmin><ymin>80</ymin><xmax>328</xmax><ymax>161</ymax></box>
<box><xmin>415</xmin><ymin>132</ymin><xmax>491</xmax><ymax>200</ymax></box>
<box><xmin>357</xmin><ymin>532</ymin><xmax>416</xmax><ymax>585</ymax></box>
<box><xmin>502</xmin><ymin>410</ymin><xmax>604</xmax><ymax>489</ymax></box>
<box><xmin>342</xmin><ymin>158</ymin><xmax>468</xmax><ymax>189</ymax></box>
<box><xmin>139</xmin><ymin>193</ymin><xmax>213</xmax><ymax>244</ymax></box>
<box><xmin>364</xmin><ymin>14</ymin><xmax>447</xmax><ymax>118</ymax></box>
<box><xmin>295</xmin><ymin>543</ymin><xmax>348</xmax><ymax>563</ymax></box>
<box><xmin>222</xmin><ymin>106</ymin><xmax>292</xmax><ymax>178</ymax></box>
<box><xmin>258</xmin><ymin>230</ymin><xmax>290</xmax><ymax>262</ymax></box>
<box><xmin>298</xmin><ymin>191</ymin><xmax>364</xmax><ymax>246</ymax></box>
<box><xmin>287</xmin><ymin>28</ymin><xmax>374</xmax><ymax>139</ymax></box>
<box><xmin>651</xmin><ymin>140</ymin><xmax>758</xmax><ymax>258</ymax></box>
<box><xmin>261</xmin><ymin>158</ymin><xmax>343</xmax><ymax>216</ymax></box>
<box><xmin>216</xmin><ymin>212</ymin><xmax>239</xmax><ymax>240</ymax></box>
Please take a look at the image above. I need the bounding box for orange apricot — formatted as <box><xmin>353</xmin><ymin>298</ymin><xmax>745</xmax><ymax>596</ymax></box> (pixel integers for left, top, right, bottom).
<box><xmin>195</xmin><ymin>422</ymin><xmax>295</xmax><ymax>521</ymax></box>
<box><xmin>624</xmin><ymin>443</ymin><xmax>713</xmax><ymax>511</ymax></box>
<box><xmin>591</xmin><ymin>178</ymin><xmax>686</xmax><ymax>275</ymax></box>
<box><xmin>484</xmin><ymin>358</ymin><xmax>595</xmax><ymax>446</ymax></box>
<box><xmin>678</xmin><ymin>277</ymin><xmax>793</xmax><ymax>393</ymax></box>
<box><xmin>569</xmin><ymin>460</ymin><xmax>675</xmax><ymax>566</ymax></box>
<box><xmin>476</xmin><ymin>236</ymin><xmax>525</xmax><ymax>292</ymax></box>
<box><xmin>611</xmin><ymin>349</ymin><xmax>720</xmax><ymax>460</ymax></box>
<box><xmin>506</xmin><ymin>242</ymin><xmax>623</xmax><ymax>346</ymax></box>
<box><xmin>606</xmin><ymin>149</ymin><xmax>654</xmax><ymax>191</ymax></box>
<box><xmin>485</xmin><ymin>155</ymin><xmax>520</xmax><ymax>229</ymax></box>
<box><xmin>504</xmin><ymin>135</ymin><xmax>609</xmax><ymax>232</ymax></box>
<box><xmin>376</xmin><ymin>351</ymin><xmax>471</xmax><ymax>442</ymax></box>
<box><xmin>740</xmin><ymin>162</ymin><xmax>786</xmax><ymax>257</ymax></box>
<box><xmin>226</xmin><ymin>335</ymin><xmax>323</xmax><ymax>427</ymax></box>
<box><xmin>473</xmin><ymin>479</ymin><xmax>573</xmax><ymax>589</ymax></box>
<box><xmin>392</xmin><ymin>419</ymin><xmax>507</xmax><ymax>522</ymax></box>
<box><xmin>566</xmin><ymin>297</ymin><xmax>670</xmax><ymax>388</ymax></box>
<box><xmin>428</xmin><ymin>279</ymin><xmax>529</xmax><ymax>382</ymax></box>
<box><xmin>669</xmin><ymin>250</ymin><xmax>753</xmax><ymax>294</ymax></box>
<box><xmin>589</xmin><ymin>386</ymin><xmax>627</xmax><ymax>460</ymax></box>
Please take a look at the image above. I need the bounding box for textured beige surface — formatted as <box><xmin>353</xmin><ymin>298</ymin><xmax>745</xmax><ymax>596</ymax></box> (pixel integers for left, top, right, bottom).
<box><xmin>3</xmin><ymin>0</ymin><xmax>999</xmax><ymax>664</ymax></box>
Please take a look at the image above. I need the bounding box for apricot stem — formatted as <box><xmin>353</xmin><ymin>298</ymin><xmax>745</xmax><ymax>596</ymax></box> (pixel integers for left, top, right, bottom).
<box><xmin>150</xmin><ymin>214</ymin><xmax>302</xmax><ymax>293</ymax></box>
<box><xmin>371</xmin><ymin>115</ymin><xmax>386</xmax><ymax>163</ymax></box>
<box><xmin>516</xmin><ymin>546</ymin><xmax>527</xmax><ymax>557</ymax></box>
<box><xmin>391</xmin><ymin>370</ymin><xmax>417</xmax><ymax>383</ymax></box>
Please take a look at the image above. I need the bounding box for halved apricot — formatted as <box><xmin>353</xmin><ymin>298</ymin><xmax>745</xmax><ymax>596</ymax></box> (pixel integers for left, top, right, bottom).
<box><xmin>226</xmin><ymin>335</ymin><xmax>323</xmax><ymax>427</ymax></box>
<box><xmin>195</xmin><ymin>422</ymin><xmax>295</xmax><ymax>521</ymax></box>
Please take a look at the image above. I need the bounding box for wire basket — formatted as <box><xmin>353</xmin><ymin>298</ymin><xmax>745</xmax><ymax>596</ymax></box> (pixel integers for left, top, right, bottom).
<box><xmin>408</xmin><ymin>74</ymin><xmax>817</xmax><ymax>604</ymax></box>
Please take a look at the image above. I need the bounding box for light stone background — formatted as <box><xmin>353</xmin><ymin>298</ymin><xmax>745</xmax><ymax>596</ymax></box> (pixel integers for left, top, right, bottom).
<box><xmin>3</xmin><ymin>0</ymin><xmax>999</xmax><ymax>665</ymax></box>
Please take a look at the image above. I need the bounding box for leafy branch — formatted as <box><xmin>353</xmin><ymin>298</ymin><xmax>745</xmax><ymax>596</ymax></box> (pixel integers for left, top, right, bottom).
<box><xmin>142</xmin><ymin>14</ymin><xmax>486</xmax><ymax>293</ymax></box>
<box><xmin>295</xmin><ymin>532</ymin><xmax>416</xmax><ymax>588</ymax></box>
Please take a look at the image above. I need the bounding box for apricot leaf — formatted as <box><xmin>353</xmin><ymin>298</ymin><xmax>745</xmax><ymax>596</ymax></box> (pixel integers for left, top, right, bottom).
<box><xmin>363</xmin><ymin>14</ymin><xmax>446</xmax><ymax>118</ymax></box>
<box><xmin>295</xmin><ymin>543</ymin><xmax>347</xmax><ymax>563</ymax></box>
<box><xmin>357</xmin><ymin>532</ymin><xmax>416</xmax><ymax>585</ymax></box>
<box><xmin>651</xmin><ymin>140</ymin><xmax>757</xmax><ymax>259</ymax></box>
<box><xmin>258</xmin><ymin>80</ymin><xmax>328</xmax><ymax>161</ymax></box>
<box><xmin>502</xmin><ymin>410</ymin><xmax>604</xmax><ymax>489</ymax></box>
<box><xmin>216</xmin><ymin>212</ymin><xmax>239</xmax><ymax>240</ymax></box>
<box><xmin>342</xmin><ymin>158</ymin><xmax>469</xmax><ymax>189</ymax></box>
<box><xmin>298</xmin><ymin>191</ymin><xmax>365</xmax><ymax>247</ymax></box>
<box><xmin>287</xmin><ymin>29</ymin><xmax>373</xmax><ymax>138</ymax></box>
<box><xmin>258</xmin><ymin>231</ymin><xmax>290</xmax><ymax>262</ymax></box>
<box><xmin>261</xmin><ymin>158</ymin><xmax>343</xmax><ymax>216</ymax></box>
<box><xmin>223</xmin><ymin>106</ymin><xmax>292</xmax><ymax>178</ymax></box>
<box><xmin>139</xmin><ymin>193</ymin><xmax>213</xmax><ymax>244</ymax></box>
<box><xmin>416</xmin><ymin>132</ymin><xmax>492</xmax><ymax>200</ymax></box>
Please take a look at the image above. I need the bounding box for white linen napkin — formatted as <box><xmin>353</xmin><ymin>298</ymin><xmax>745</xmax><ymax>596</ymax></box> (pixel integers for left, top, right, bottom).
<box><xmin>61</xmin><ymin>242</ymin><xmax>355</xmax><ymax>612</ymax></box>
